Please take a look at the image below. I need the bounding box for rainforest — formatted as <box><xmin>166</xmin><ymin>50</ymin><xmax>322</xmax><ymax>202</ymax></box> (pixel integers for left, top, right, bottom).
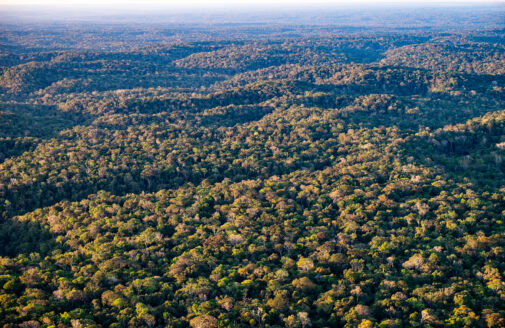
<box><xmin>1</xmin><ymin>3</ymin><xmax>505</xmax><ymax>327</ymax></box>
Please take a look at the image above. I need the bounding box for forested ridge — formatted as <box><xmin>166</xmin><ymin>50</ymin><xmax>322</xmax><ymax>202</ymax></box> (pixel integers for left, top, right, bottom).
<box><xmin>1</xmin><ymin>14</ymin><xmax>505</xmax><ymax>328</ymax></box>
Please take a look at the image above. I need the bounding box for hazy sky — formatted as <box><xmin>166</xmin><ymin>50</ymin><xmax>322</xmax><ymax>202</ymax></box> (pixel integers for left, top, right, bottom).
<box><xmin>1</xmin><ymin>0</ymin><xmax>504</xmax><ymax>7</ymax></box>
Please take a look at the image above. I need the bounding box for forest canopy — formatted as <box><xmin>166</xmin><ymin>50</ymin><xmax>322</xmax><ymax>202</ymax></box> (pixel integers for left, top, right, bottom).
<box><xmin>1</xmin><ymin>5</ymin><xmax>505</xmax><ymax>328</ymax></box>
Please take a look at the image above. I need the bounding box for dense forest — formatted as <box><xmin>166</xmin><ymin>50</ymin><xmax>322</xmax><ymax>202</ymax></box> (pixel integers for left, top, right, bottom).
<box><xmin>1</xmin><ymin>5</ymin><xmax>505</xmax><ymax>327</ymax></box>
